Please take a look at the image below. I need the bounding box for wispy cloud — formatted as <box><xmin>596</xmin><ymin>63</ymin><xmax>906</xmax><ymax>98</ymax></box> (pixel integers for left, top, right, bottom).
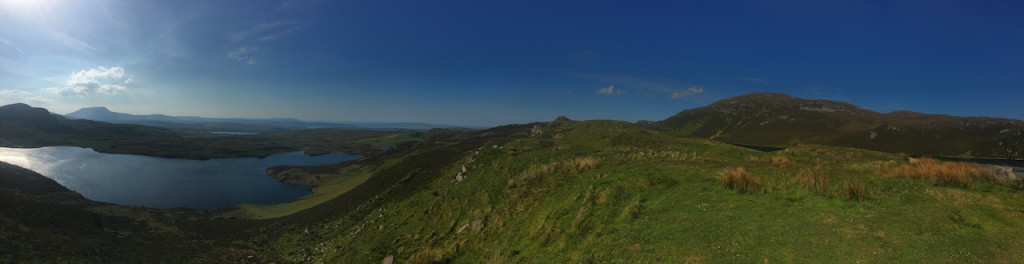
<box><xmin>581</xmin><ymin>75</ymin><xmax>706</xmax><ymax>99</ymax></box>
<box><xmin>227</xmin><ymin>46</ymin><xmax>259</xmax><ymax>64</ymax></box>
<box><xmin>258</xmin><ymin>29</ymin><xmax>296</xmax><ymax>41</ymax></box>
<box><xmin>25</xmin><ymin>96</ymin><xmax>54</xmax><ymax>104</ymax></box>
<box><xmin>49</xmin><ymin>32</ymin><xmax>97</xmax><ymax>54</ymax></box>
<box><xmin>670</xmin><ymin>86</ymin><xmax>704</xmax><ymax>98</ymax></box>
<box><xmin>804</xmin><ymin>83</ymin><xmax>842</xmax><ymax>96</ymax></box>
<box><xmin>278</xmin><ymin>0</ymin><xmax>321</xmax><ymax>10</ymax></box>
<box><xmin>0</xmin><ymin>90</ymin><xmax>30</xmax><ymax>96</ymax></box>
<box><xmin>597</xmin><ymin>84</ymin><xmax>624</xmax><ymax>95</ymax></box>
<box><xmin>230</xmin><ymin>21</ymin><xmax>303</xmax><ymax>42</ymax></box>
<box><xmin>226</xmin><ymin>20</ymin><xmax>302</xmax><ymax>64</ymax></box>
<box><xmin>47</xmin><ymin>66</ymin><xmax>132</xmax><ymax>96</ymax></box>
<box><xmin>0</xmin><ymin>39</ymin><xmax>25</xmax><ymax>54</ymax></box>
<box><xmin>580</xmin><ymin>50</ymin><xmax>595</xmax><ymax>59</ymax></box>
<box><xmin>736</xmin><ymin>76</ymin><xmax>766</xmax><ymax>83</ymax></box>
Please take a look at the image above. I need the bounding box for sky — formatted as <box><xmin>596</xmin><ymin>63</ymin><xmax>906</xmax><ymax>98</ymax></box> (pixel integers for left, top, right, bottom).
<box><xmin>1</xmin><ymin>0</ymin><xmax>1022</xmax><ymax>127</ymax></box>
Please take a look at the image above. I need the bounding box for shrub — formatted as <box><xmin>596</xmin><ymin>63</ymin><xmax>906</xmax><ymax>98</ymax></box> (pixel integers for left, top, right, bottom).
<box><xmin>720</xmin><ymin>167</ymin><xmax>762</xmax><ymax>193</ymax></box>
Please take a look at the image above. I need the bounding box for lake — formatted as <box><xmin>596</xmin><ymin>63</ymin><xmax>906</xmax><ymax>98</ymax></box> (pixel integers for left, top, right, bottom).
<box><xmin>0</xmin><ymin>146</ymin><xmax>358</xmax><ymax>209</ymax></box>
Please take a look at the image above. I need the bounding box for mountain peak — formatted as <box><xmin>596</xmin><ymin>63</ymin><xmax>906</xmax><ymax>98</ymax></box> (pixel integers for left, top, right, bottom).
<box><xmin>66</xmin><ymin>106</ymin><xmax>121</xmax><ymax>121</ymax></box>
<box><xmin>0</xmin><ymin>103</ymin><xmax>34</xmax><ymax>110</ymax></box>
<box><xmin>79</xmin><ymin>106</ymin><xmax>111</xmax><ymax>112</ymax></box>
<box><xmin>653</xmin><ymin>92</ymin><xmax>1024</xmax><ymax>159</ymax></box>
<box><xmin>706</xmin><ymin>92</ymin><xmax>869</xmax><ymax>115</ymax></box>
<box><xmin>70</xmin><ymin>106</ymin><xmax>113</xmax><ymax>114</ymax></box>
<box><xmin>0</xmin><ymin>103</ymin><xmax>59</xmax><ymax>122</ymax></box>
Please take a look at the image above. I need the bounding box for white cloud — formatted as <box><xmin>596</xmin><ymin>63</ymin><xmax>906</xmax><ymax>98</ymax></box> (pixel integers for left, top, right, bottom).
<box><xmin>25</xmin><ymin>96</ymin><xmax>54</xmax><ymax>104</ymax></box>
<box><xmin>47</xmin><ymin>66</ymin><xmax>132</xmax><ymax>96</ymax></box>
<box><xmin>124</xmin><ymin>78</ymin><xmax>135</xmax><ymax>84</ymax></box>
<box><xmin>0</xmin><ymin>90</ymin><xmax>30</xmax><ymax>96</ymax></box>
<box><xmin>227</xmin><ymin>46</ymin><xmax>259</xmax><ymax>64</ymax></box>
<box><xmin>670</xmin><ymin>86</ymin><xmax>704</xmax><ymax>99</ymax></box>
<box><xmin>597</xmin><ymin>84</ymin><xmax>624</xmax><ymax>95</ymax></box>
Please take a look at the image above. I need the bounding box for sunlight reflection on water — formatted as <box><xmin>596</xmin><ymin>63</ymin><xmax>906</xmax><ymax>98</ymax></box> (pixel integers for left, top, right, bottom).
<box><xmin>0</xmin><ymin>146</ymin><xmax>358</xmax><ymax>209</ymax></box>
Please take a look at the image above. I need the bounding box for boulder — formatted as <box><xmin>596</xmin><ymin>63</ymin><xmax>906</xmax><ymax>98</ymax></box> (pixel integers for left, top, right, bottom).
<box><xmin>993</xmin><ymin>166</ymin><xmax>1018</xmax><ymax>181</ymax></box>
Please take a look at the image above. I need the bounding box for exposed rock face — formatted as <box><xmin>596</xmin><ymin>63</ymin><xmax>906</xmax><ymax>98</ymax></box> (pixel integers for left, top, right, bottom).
<box><xmin>635</xmin><ymin>120</ymin><xmax>656</xmax><ymax>129</ymax></box>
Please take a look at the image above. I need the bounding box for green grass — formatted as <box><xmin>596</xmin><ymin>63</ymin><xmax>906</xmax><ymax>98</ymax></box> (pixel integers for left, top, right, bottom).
<box><xmin>225</xmin><ymin>171</ymin><xmax>374</xmax><ymax>219</ymax></box>
<box><xmin>352</xmin><ymin>131</ymin><xmax>423</xmax><ymax>146</ymax></box>
<box><xmin>223</xmin><ymin>150</ymin><xmax>419</xmax><ymax>219</ymax></box>
<box><xmin>257</xmin><ymin>119</ymin><xmax>1024</xmax><ymax>263</ymax></box>
<box><xmin>7</xmin><ymin>112</ymin><xmax>1021</xmax><ymax>262</ymax></box>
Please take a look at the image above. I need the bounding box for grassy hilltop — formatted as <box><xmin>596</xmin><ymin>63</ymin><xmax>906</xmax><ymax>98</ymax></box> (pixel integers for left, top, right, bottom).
<box><xmin>252</xmin><ymin>118</ymin><xmax>1024</xmax><ymax>263</ymax></box>
<box><xmin>650</xmin><ymin>93</ymin><xmax>1024</xmax><ymax>160</ymax></box>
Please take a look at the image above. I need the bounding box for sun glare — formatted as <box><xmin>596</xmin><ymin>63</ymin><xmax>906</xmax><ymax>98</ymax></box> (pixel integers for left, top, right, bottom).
<box><xmin>1</xmin><ymin>0</ymin><xmax>55</xmax><ymax>18</ymax></box>
<box><xmin>2</xmin><ymin>0</ymin><xmax>38</xmax><ymax>10</ymax></box>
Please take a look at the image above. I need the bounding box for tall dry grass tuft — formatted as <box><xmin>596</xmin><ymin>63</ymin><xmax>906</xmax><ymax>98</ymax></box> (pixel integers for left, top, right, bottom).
<box><xmin>841</xmin><ymin>181</ymin><xmax>871</xmax><ymax>200</ymax></box>
<box><xmin>409</xmin><ymin>247</ymin><xmax>447</xmax><ymax>264</ymax></box>
<box><xmin>570</xmin><ymin>157</ymin><xmax>600</xmax><ymax>172</ymax></box>
<box><xmin>720</xmin><ymin>167</ymin><xmax>762</xmax><ymax>193</ymax></box>
<box><xmin>521</xmin><ymin>163</ymin><xmax>557</xmax><ymax>183</ymax></box>
<box><xmin>888</xmin><ymin>157</ymin><xmax>1005</xmax><ymax>188</ymax></box>
<box><xmin>519</xmin><ymin>157</ymin><xmax>600</xmax><ymax>185</ymax></box>
<box><xmin>796</xmin><ymin>169</ymin><xmax>830</xmax><ymax>195</ymax></box>
<box><xmin>771</xmin><ymin>156</ymin><xmax>795</xmax><ymax>166</ymax></box>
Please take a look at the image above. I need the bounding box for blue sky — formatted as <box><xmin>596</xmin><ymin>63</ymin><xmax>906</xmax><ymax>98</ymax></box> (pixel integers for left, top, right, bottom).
<box><xmin>1</xmin><ymin>0</ymin><xmax>1022</xmax><ymax>127</ymax></box>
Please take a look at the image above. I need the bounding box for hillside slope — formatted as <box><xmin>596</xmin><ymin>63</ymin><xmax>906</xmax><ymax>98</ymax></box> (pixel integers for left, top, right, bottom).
<box><xmin>0</xmin><ymin>161</ymin><xmax>209</xmax><ymax>263</ymax></box>
<box><xmin>650</xmin><ymin>93</ymin><xmax>1024</xmax><ymax>159</ymax></box>
<box><xmin>256</xmin><ymin>119</ymin><xmax>1024</xmax><ymax>263</ymax></box>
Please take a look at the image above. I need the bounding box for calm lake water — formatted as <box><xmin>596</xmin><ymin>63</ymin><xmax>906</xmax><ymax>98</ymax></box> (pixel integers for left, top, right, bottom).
<box><xmin>0</xmin><ymin>146</ymin><xmax>358</xmax><ymax>209</ymax></box>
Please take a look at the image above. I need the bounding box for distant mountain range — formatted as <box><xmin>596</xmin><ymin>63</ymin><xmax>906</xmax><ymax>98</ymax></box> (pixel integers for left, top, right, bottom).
<box><xmin>0</xmin><ymin>103</ymin><xmax>178</xmax><ymax>148</ymax></box>
<box><xmin>644</xmin><ymin>93</ymin><xmax>1024</xmax><ymax>159</ymax></box>
<box><xmin>0</xmin><ymin>103</ymin><xmax>413</xmax><ymax>159</ymax></box>
<box><xmin>65</xmin><ymin>106</ymin><xmax>459</xmax><ymax>132</ymax></box>
<box><xmin>5</xmin><ymin>93</ymin><xmax>1024</xmax><ymax>160</ymax></box>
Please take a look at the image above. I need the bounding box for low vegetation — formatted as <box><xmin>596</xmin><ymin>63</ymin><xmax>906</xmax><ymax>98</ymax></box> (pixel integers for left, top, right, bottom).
<box><xmin>888</xmin><ymin>157</ymin><xmax>1010</xmax><ymax>188</ymax></box>
<box><xmin>796</xmin><ymin>168</ymin><xmax>831</xmax><ymax>196</ymax></box>
<box><xmin>3</xmin><ymin>105</ymin><xmax>1023</xmax><ymax>262</ymax></box>
<box><xmin>719</xmin><ymin>167</ymin><xmax>762</xmax><ymax>193</ymax></box>
<box><xmin>251</xmin><ymin>119</ymin><xmax>1024</xmax><ymax>263</ymax></box>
